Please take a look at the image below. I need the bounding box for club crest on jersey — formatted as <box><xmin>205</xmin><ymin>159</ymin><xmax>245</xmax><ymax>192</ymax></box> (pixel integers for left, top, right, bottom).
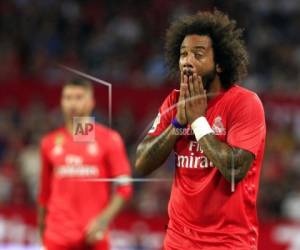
<box><xmin>52</xmin><ymin>145</ymin><xmax>63</xmax><ymax>156</ymax></box>
<box><xmin>87</xmin><ymin>142</ymin><xmax>99</xmax><ymax>155</ymax></box>
<box><xmin>149</xmin><ymin>113</ymin><xmax>161</xmax><ymax>133</ymax></box>
<box><xmin>212</xmin><ymin>116</ymin><xmax>226</xmax><ymax>135</ymax></box>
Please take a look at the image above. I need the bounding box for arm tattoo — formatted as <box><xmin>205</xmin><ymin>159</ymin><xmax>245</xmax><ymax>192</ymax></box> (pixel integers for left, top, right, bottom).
<box><xmin>135</xmin><ymin>125</ymin><xmax>180</xmax><ymax>176</ymax></box>
<box><xmin>199</xmin><ymin>134</ymin><xmax>254</xmax><ymax>182</ymax></box>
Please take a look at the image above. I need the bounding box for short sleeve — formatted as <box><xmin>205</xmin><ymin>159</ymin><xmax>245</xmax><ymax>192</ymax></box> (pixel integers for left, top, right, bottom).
<box><xmin>227</xmin><ymin>93</ymin><xmax>266</xmax><ymax>157</ymax></box>
<box><xmin>148</xmin><ymin>90</ymin><xmax>178</xmax><ymax>136</ymax></box>
<box><xmin>38</xmin><ymin>137</ymin><xmax>53</xmax><ymax>207</ymax></box>
<box><xmin>106</xmin><ymin>131</ymin><xmax>132</xmax><ymax>177</ymax></box>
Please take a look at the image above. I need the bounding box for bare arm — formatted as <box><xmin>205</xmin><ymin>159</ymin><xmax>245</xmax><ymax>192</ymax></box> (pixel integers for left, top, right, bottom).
<box><xmin>135</xmin><ymin>125</ymin><xmax>180</xmax><ymax>176</ymax></box>
<box><xmin>85</xmin><ymin>193</ymin><xmax>127</xmax><ymax>244</ymax></box>
<box><xmin>199</xmin><ymin>134</ymin><xmax>254</xmax><ymax>182</ymax></box>
<box><xmin>37</xmin><ymin>205</ymin><xmax>47</xmax><ymax>239</ymax></box>
<box><xmin>94</xmin><ymin>193</ymin><xmax>125</xmax><ymax>226</ymax></box>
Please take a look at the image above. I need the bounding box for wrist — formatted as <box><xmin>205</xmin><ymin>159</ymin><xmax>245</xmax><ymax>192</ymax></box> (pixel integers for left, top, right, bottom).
<box><xmin>191</xmin><ymin>116</ymin><xmax>214</xmax><ymax>141</ymax></box>
<box><xmin>172</xmin><ymin>118</ymin><xmax>187</xmax><ymax>129</ymax></box>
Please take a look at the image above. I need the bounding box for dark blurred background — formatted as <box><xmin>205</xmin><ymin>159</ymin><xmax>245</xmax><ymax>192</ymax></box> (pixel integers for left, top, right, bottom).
<box><xmin>0</xmin><ymin>0</ymin><xmax>300</xmax><ymax>249</ymax></box>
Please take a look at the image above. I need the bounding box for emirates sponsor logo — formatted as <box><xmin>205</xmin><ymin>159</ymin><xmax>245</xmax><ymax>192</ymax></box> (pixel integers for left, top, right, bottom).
<box><xmin>176</xmin><ymin>141</ymin><xmax>214</xmax><ymax>169</ymax></box>
<box><xmin>176</xmin><ymin>153</ymin><xmax>214</xmax><ymax>169</ymax></box>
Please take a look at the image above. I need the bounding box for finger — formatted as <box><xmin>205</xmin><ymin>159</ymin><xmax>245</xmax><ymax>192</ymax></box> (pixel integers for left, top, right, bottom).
<box><xmin>203</xmin><ymin>89</ymin><xmax>207</xmax><ymax>101</ymax></box>
<box><xmin>179</xmin><ymin>75</ymin><xmax>188</xmax><ymax>102</ymax></box>
<box><xmin>85</xmin><ymin>225</ymin><xmax>96</xmax><ymax>242</ymax></box>
<box><xmin>188</xmin><ymin>75</ymin><xmax>195</xmax><ymax>98</ymax></box>
<box><xmin>182</xmin><ymin>83</ymin><xmax>188</xmax><ymax>101</ymax></box>
<box><xmin>86</xmin><ymin>228</ymin><xmax>93</xmax><ymax>240</ymax></box>
<box><xmin>184</xmin><ymin>81</ymin><xmax>190</xmax><ymax>107</ymax></box>
<box><xmin>95</xmin><ymin>231</ymin><xmax>104</xmax><ymax>240</ymax></box>
<box><xmin>199</xmin><ymin>76</ymin><xmax>208</xmax><ymax>101</ymax></box>
<box><xmin>88</xmin><ymin>231</ymin><xmax>98</xmax><ymax>244</ymax></box>
<box><xmin>86</xmin><ymin>234</ymin><xmax>93</xmax><ymax>244</ymax></box>
<box><xmin>180</xmin><ymin>70</ymin><xmax>184</xmax><ymax>84</ymax></box>
<box><xmin>185</xmin><ymin>78</ymin><xmax>190</xmax><ymax>98</ymax></box>
<box><xmin>193</xmin><ymin>73</ymin><xmax>201</xmax><ymax>96</ymax></box>
<box><xmin>89</xmin><ymin>230</ymin><xmax>104</xmax><ymax>244</ymax></box>
<box><xmin>198</xmin><ymin>75</ymin><xmax>204</xmax><ymax>94</ymax></box>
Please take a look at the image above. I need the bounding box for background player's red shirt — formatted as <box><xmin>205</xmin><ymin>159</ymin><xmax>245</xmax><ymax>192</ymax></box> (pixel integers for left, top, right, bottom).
<box><xmin>39</xmin><ymin>123</ymin><xmax>132</xmax><ymax>246</ymax></box>
<box><xmin>148</xmin><ymin>84</ymin><xmax>266</xmax><ymax>249</ymax></box>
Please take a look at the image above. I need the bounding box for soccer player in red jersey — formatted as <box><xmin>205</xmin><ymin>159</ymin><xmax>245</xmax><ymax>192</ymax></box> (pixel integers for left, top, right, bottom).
<box><xmin>136</xmin><ymin>10</ymin><xmax>266</xmax><ymax>250</ymax></box>
<box><xmin>38</xmin><ymin>79</ymin><xmax>132</xmax><ymax>250</ymax></box>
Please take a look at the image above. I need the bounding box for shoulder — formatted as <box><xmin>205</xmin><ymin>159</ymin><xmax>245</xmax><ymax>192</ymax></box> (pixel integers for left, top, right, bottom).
<box><xmin>227</xmin><ymin>84</ymin><xmax>264</xmax><ymax>109</ymax></box>
<box><xmin>160</xmin><ymin>89</ymin><xmax>179</xmax><ymax>110</ymax></box>
<box><xmin>94</xmin><ymin>123</ymin><xmax>117</xmax><ymax>136</ymax></box>
<box><xmin>94</xmin><ymin>123</ymin><xmax>123</xmax><ymax>145</ymax></box>
<box><xmin>41</xmin><ymin>127</ymin><xmax>65</xmax><ymax>148</ymax></box>
<box><xmin>169</xmin><ymin>89</ymin><xmax>180</xmax><ymax>102</ymax></box>
<box><xmin>226</xmin><ymin>85</ymin><xmax>265</xmax><ymax>125</ymax></box>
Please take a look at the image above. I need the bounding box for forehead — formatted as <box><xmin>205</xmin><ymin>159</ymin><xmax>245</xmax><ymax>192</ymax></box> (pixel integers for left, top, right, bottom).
<box><xmin>62</xmin><ymin>85</ymin><xmax>89</xmax><ymax>95</ymax></box>
<box><xmin>180</xmin><ymin>35</ymin><xmax>212</xmax><ymax>49</ymax></box>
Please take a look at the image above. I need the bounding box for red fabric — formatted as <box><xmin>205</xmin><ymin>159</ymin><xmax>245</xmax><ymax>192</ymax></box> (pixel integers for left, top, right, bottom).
<box><xmin>227</xmin><ymin>90</ymin><xmax>266</xmax><ymax>157</ymax></box>
<box><xmin>148</xmin><ymin>84</ymin><xmax>266</xmax><ymax>249</ymax></box>
<box><xmin>164</xmin><ymin>219</ymin><xmax>251</xmax><ymax>250</ymax></box>
<box><xmin>44</xmin><ymin>235</ymin><xmax>109</xmax><ymax>250</ymax></box>
<box><xmin>38</xmin><ymin>123</ymin><xmax>132</xmax><ymax>246</ymax></box>
<box><xmin>148</xmin><ymin>89</ymin><xmax>179</xmax><ymax>136</ymax></box>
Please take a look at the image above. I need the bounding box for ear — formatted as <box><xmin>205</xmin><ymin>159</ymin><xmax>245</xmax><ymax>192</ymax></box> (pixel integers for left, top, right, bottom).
<box><xmin>216</xmin><ymin>64</ymin><xmax>223</xmax><ymax>73</ymax></box>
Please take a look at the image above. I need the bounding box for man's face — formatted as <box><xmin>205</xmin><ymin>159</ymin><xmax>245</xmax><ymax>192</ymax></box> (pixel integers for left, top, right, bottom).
<box><xmin>61</xmin><ymin>85</ymin><xmax>94</xmax><ymax>120</ymax></box>
<box><xmin>179</xmin><ymin>34</ymin><xmax>217</xmax><ymax>90</ymax></box>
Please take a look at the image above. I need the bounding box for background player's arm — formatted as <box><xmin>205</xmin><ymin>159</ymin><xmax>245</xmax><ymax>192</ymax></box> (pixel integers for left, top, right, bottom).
<box><xmin>135</xmin><ymin>125</ymin><xmax>180</xmax><ymax>176</ymax></box>
<box><xmin>85</xmin><ymin>192</ymin><xmax>127</xmax><ymax>244</ymax></box>
<box><xmin>86</xmin><ymin>132</ymin><xmax>132</xmax><ymax>244</ymax></box>
<box><xmin>37</xmin><ymin>205</ymin><xmax>47</xmax><ymax>238</ymax></box>
<box><xmin>199</xmin><ymin>134</ymin><xmax>254</xmax><ymax>182</ymax></box>
<box><xmin>37</xmin><ymin>138</ymin><xmax>52</xmax><ymax>240</ymax></box>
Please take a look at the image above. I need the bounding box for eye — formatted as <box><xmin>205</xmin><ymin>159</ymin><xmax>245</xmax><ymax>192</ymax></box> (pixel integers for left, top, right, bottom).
<box><xmin>194</xmin><ymin>53</ymin><xmax>204</xmax><ymax>59</ymax></box>
<box><xmin>180</xmin><ymin>51</ymin><xmax>187</xmax><ymax>57</ymax></box>
<box><xmin>64</xmin><ymin>95</ymin><xmax>71</xmax><ymax>100</ymax></box>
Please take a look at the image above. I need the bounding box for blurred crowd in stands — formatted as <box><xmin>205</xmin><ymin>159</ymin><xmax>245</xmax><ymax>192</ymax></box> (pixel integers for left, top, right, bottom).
<box><xmin>1</xmin><ymin>0</ymin><xmax>300</xmax><ymax>92</ymax></box>
<box><xmin>0</xmin><ymin>0</ymin><xmax>300</xmax><ymax>223</ymax></box>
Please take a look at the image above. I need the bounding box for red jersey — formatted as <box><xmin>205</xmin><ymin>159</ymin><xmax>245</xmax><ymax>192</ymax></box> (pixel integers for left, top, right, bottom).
<box><xmin>148</xmin><ymin>85</ymin><xmax>266</xmax><ymax>249</ymax></box>
<box><xmin>39</xmin><ymin>123</ymin><xmax>132</xmax><ymax>246</ymax></box>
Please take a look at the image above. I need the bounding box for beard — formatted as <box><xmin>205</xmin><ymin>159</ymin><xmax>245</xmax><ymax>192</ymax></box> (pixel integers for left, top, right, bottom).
<box><xmin>202</xmin><ymin>67</ymin><xmax>217</xmax><ymax>91</ymax></box>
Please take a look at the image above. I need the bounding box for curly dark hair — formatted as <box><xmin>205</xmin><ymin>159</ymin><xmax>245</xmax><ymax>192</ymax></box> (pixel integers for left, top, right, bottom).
<box><xmin>165</xmin><ymin>10</ymin><xmax>248</xmax><ymax>89</ymax></box>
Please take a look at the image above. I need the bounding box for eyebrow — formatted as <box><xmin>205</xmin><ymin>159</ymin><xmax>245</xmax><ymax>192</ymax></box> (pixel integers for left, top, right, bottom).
<box><xmin>180</xmin><ymin>45</ymin><xmax>207</xmax><ymax>50</ymax></box>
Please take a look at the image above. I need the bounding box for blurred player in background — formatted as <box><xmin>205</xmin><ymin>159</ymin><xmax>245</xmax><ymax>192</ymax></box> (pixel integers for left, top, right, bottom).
<box><xmin>38</xmin><ymin>79</ymin><xmax>132</xmax><ymax>250</ymax></box>
<box><xmin>136</xmin><ymin>10</ymin><xmax>266</xmax><ymax>250</ymax></box>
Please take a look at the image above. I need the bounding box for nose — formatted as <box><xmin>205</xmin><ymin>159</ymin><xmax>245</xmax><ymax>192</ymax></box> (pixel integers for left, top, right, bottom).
<box><xmin>181</xmin><ymin>53</ymin><xmax>195</xmax><ymax>75</ymax></box>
